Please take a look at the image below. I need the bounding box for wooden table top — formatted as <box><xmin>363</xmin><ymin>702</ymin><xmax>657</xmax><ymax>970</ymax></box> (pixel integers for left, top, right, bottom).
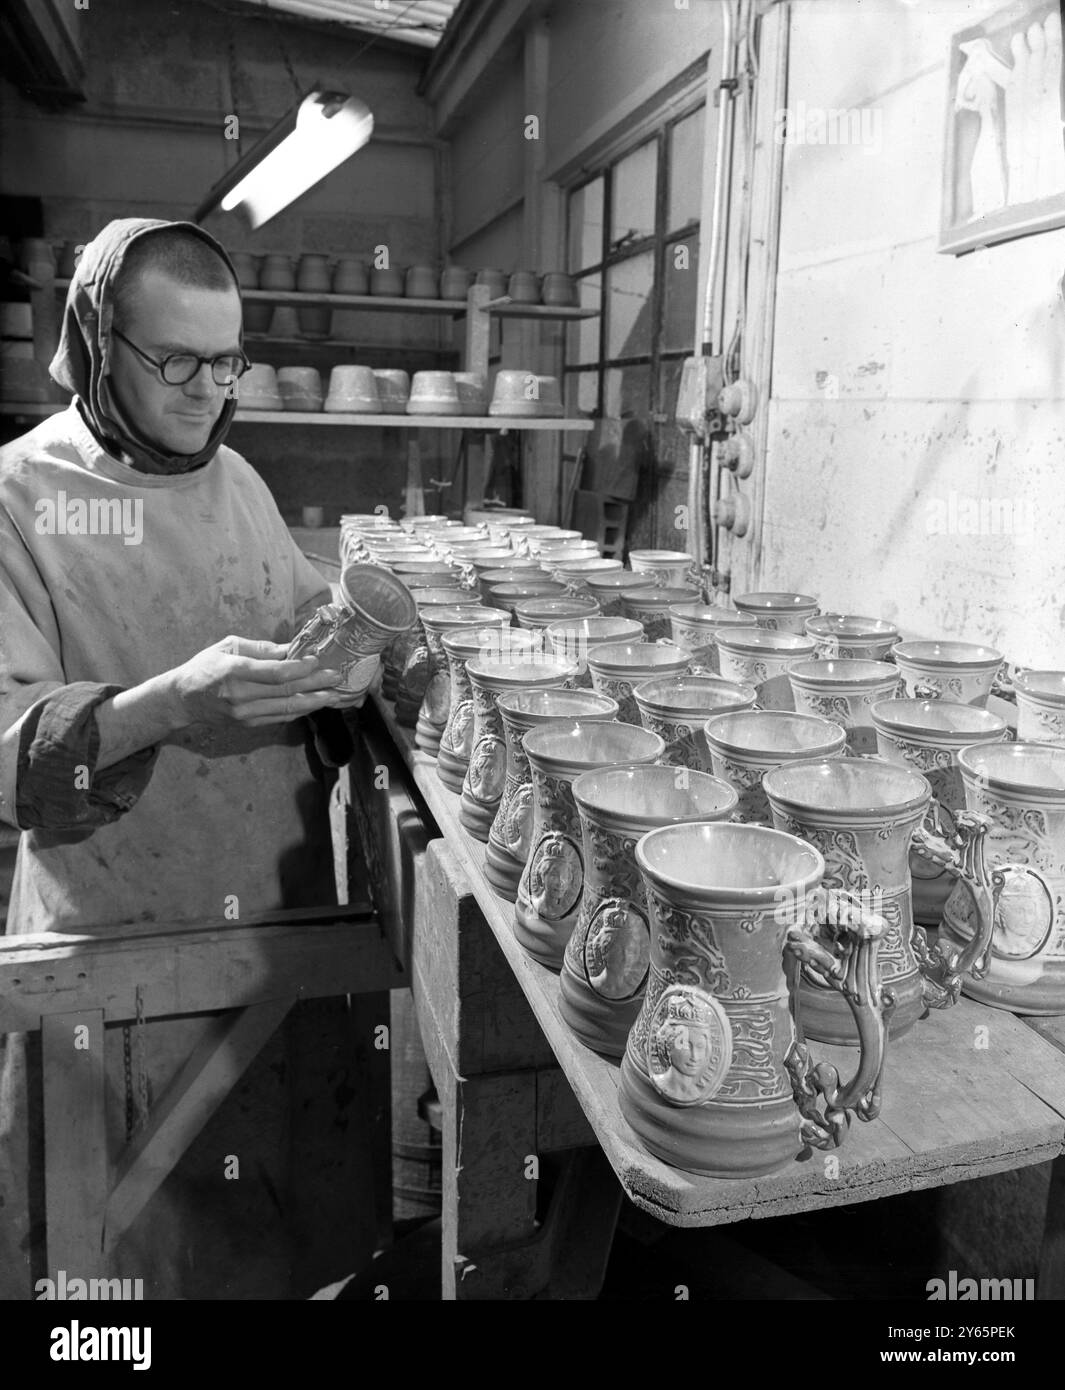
<box><xmin>369</xmin><ymin>689</ymin><xmax>1065</xmax><ymax>1228</ymax></box>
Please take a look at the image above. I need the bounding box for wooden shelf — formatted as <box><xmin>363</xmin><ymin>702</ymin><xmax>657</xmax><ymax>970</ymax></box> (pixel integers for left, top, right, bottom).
<box><xmin>368</xmin><ymin>689</ymin><xmax>1065</xmax><ymax>1228</ymax></box>
<box><xmin>54</xmin><ymin>279</ymin><xmax>599</xmax><ymax>324</ymax></box>
<box><xmin>232</xmin><ymin>410</ymin><xmax>593</xmax><ymax>430</ymax></box>
<box><xmin>0</xmin><ymin>402</ymin><xmax>594</xmax><ymax>432</ymax></box>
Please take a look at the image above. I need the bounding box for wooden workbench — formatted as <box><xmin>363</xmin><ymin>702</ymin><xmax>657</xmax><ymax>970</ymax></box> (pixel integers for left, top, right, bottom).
<box><xmin>353</xmin><ymin>688</ymin><xmax>1065</xmax><ymax>1296</ymax></box>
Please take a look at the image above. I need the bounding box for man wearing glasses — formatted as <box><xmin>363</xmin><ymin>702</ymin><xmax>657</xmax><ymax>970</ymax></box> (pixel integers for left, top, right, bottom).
<box><xmin>0</xmin><ymin>219</ymin><xmax>373</xmax><ymax>1298</ymax></box>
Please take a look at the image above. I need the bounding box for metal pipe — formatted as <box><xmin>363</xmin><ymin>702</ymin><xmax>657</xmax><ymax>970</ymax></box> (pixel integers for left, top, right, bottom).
<box><xmin>688</xmin><ymin>0</ymin><xmax>738</xmax><ymax>586</ymax></box>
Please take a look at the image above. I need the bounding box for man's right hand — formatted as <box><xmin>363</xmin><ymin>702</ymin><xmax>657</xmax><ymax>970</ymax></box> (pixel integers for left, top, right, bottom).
<box><xmin>165</xmin><ymin>635</ymin><xmax>348</xmax><ymax>729</ymax></box>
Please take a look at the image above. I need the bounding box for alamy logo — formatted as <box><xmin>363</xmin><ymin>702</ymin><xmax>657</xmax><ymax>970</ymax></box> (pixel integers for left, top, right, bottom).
<box><xmin>34</xmin><ymin>491</ymin><xmax>143</xmax><ymax>546</ymax></box>
<box><xmin>774</xmin><ymin>101</ymin><xmax>883</xmax><ymax>153</ymax></box>
<box><xmin>925</xmin><ymin>490</ymin><xmax>1034</xmax><ymax>537</ymax></box>
<box><xmin>36</xmin><ymin>1270</ymin><xmax>144</xmax><ymax>1300</ymax></box>
<box><xmin>49</xmin><ymin>1321</ymin><xmax>151</xmax><ymax>1370</ymax></box>
<box><xmin>926</xmin><ymin>1271</ymin><xmax>1034</xmax><ymax>1300</ymax></box>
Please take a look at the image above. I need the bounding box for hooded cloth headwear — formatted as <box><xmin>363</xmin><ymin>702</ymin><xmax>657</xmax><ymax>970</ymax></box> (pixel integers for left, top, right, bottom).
<box><xmin>49</xmin><ymin>218</ymin><xmax>241</xmax><ymax>473</ymax></box>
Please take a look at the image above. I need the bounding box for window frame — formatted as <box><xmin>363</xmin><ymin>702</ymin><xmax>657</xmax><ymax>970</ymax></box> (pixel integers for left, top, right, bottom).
<box><xmin>563</xmin><ymin>99</ymin><xmax>705</xmax><ymax>425</ymax></box>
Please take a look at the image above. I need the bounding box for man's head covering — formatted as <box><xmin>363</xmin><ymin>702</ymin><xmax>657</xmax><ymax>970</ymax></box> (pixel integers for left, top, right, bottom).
<box><xmin>50</xmin><ymin>217</ymin><xmax>240</xmax><ymax>473</ymax></box>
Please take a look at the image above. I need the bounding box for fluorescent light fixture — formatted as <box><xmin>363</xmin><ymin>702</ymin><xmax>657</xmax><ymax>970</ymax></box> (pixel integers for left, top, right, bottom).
<box><xmin>194</xmin><ymin>89</ymin><xmax>373</xmax><ymax>229</ymax></box>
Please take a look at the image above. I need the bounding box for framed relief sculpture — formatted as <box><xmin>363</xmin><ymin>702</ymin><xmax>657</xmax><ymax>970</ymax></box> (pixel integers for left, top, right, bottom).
<box><xmin>940</xmin><ymin>0</ymin><xmax>1065</xmax><ymax>254</ymax></box>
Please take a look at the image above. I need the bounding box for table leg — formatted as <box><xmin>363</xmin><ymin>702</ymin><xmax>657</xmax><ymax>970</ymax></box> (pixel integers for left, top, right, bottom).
<box><xmin>1037</xmin><ymin>1151</ymin><xmax>1065</xmax><ymax>1299</ymax></box>
<box><xmin>43</xmin><ymin>1009</ymin><xmax>108</xmax><ymax>1284</ymax></box>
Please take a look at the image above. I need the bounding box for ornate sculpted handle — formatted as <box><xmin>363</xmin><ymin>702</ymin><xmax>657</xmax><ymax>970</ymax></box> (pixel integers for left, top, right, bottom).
<box><xmin>910</xmin><ymin>809</ymin><xmax>1001</xmax><ymax>1005</ymax></box>
<box><xmin>784</xmin><ymin>889</ymin><xmax>893</xmax><ymax>1152</ymax></box>
<box><xmin>990</xmin><ymin>661</ymin><xmax>1019</xmax><ymax>704</ymax></box>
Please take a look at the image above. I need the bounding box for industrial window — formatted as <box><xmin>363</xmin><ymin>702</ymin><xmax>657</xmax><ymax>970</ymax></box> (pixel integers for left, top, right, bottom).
<box><xmin>563</xmin><ymin>102</ymin><xmax>705</xmax><ymax>436</ymax></box>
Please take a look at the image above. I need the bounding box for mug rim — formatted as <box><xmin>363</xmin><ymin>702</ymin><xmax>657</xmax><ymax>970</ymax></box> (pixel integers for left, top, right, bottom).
<box><xmin>572</xmin><ymin>762</ymin><xmax>738</xmax><ymax>826</ymax></box>
<box><xmin>761</xmin><ymin>754</ymin><xmax>931</xmax><ymax>818</ymax></box>
<box><xmin>635</xmin><ymin>821</ymin><xmax>825</xmax><ymax>900</ymax></box>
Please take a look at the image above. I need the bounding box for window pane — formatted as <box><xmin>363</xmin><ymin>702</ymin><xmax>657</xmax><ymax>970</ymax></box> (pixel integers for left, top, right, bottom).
<box><xmin>566</xmin><ymin>274</ymin><xmax>602</xmax><ymax>365</ymax></box>
<box><xmin>568</xmin><ymin>177</ymin><xmax>605</xmax><ymax>272</ymax></box>
<box><xmin>604</xmin><ymin>364</ymin><xmax>652</xmax><ymax>419</ymax></box>
<box><xmin>606</xmin><ymin>251</ymin><xmax>654</xmax><ymax>359</ymax></box>
<box><xmin>565</xmin><ymin>370</ymin><xmax>599</xmax><ymax>417</ymax></box>
<box><xmin>610</xmin><ymin>140</ymin><xmax>657</xmax><ymax>251</ymax></box>
<box><xmin>662</xmin><ymin>233</ymin><xmax>700</xmax><ymax>352</ymax></box>
<box><xmin>658</xmin><ymin>356</ymin><xmax>686</xmax><ymax>418</ymax></box>
<box><xmin>669</xmin><ymin>107</ymin><xmax>705</xmax><ymax>230</ymax></box>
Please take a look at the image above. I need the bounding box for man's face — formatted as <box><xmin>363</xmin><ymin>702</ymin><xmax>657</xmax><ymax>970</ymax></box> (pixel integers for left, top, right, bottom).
<box><xmin>108</xmin><ymin>268</ymin><xmax>242</xmax><ymax>455</ymax></box>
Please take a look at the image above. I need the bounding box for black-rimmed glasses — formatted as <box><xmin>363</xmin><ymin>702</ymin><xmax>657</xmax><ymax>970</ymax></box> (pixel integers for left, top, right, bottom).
<box><xmin>112</xmin><ymin>327</ymin><xmax>250</xmax><ymax>387</ymax></box>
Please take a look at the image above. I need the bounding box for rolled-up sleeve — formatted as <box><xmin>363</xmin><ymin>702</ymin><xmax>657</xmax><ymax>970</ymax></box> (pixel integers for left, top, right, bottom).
<box><xmin>0</xmin><ymin>507</ymin><xmax>158</xmax><ymax>834</ymax></box>
<box><xmin>14</xmin><ymin>682</ymin><xmax>159</xmax><ymax>835</ymax></box>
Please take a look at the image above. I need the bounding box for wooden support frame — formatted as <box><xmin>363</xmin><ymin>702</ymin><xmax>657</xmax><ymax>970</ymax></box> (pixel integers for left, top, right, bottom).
<box><xmin>2</xmin><ymin>902</ymin><xmax>404</xmax><ymax>1288</ymax></box>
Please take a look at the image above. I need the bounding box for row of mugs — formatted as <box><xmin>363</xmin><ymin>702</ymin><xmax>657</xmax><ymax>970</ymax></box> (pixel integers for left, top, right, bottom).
<box><xmin>393</xmin><ymin>626</ymin><xmax>1046</xmax><ymax>1178</ymax></box>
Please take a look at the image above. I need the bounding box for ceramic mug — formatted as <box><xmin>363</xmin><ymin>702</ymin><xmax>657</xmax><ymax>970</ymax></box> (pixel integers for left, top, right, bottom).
<box><xmin>891</xmin><ymin>640</ymin><xmax>1005</xmax><ymax>708</ymax></box>
<box><xmin>585</xmin><ymin>571</ymin><xmax>656</xmax><ymax>616</ymax></box>
<box><xmin>786</xmin><ymin>658</ymin><xmax>903</xmax><ymax>754</ymax></box>
<box><xmin>514</xmin><ymin>596</ymin><xmax>602</xmax><ymax>630</ymax></box>
<box><xmin>460</xmin><ymin>654</ymin><xmax>579</xmax><ymax>840</ymax></box>
<box><xmin>628</xmin><ymin>549</ymin><xmax>699</xmax><ymax>588</ymax></box>
<box><xmin>1013</xmin><ymin>671</ymin><xmax>1065</xmax><ymax>744</ymax></box>
<box><xmin>560</xmin><ymin>764</ymin><xmax>737</xmax><ymax>1057</ymax></box>
<box><xmin>703</xmin><ymin>709</ymin><xmax>848</xmax><ymax>824</ymax></box>
<box><xmin>486</xmin><ymin>688</ymin><xmax>619</xmax><ymax>902</ymax></box>
<box><xmin>939</xmin><ymin>742</ymin><xmax>1065</xmax><ymax>1015</ymax></box>
<box><xmin>436</xmin><ymin>627</ymin><xmax>538</xmax><ymax>792</ymax></box>
<box><xmin>545</xmin><ymin>617</ymin><xmax>646</xmax><ymax>687</ymax></box>
<box><xmin>871</xmin><ymin>699</ymin><xmax>1009</xmax><ymax>927</ymax></box>
<box><xmin>288</xmin><ymin>563</ymin><xmax>416</xmax><ymax>692</ymax></box>
<box><xmin>764</xmin><ymin>756</ymin><xmax>998</xmax><ymax>1042</ymax></box>
<box><xmin>668</xmin><ymin>603</ymin><xmax>752</xmax><ymax>671</ymax></box>
<box><xmin>586</xmin><ymin>640</ymin><xmax>691</xmax><ymax>723</ymax></box>
<box><xmin>515</xmin><ymin>721</ymin><xmax>666</xmax><ymax>968</ymax></box>
<box><xmin>714</xmin><ymin>628</ymin><xmax>817</xmax><ymax>710</ymax></box>
<box><xmin>805</xmin><ymin>614</ymin><xmax>900</xmax><ymax>662</ymax></box>
<box><xmin>621</xmin><ymin>586</ymin><xmax>702</xmax><ymax>640</ymax></box>
<box><xmin>618</xmin><ymin>821</ymin><xmax>891</xmax><ymax>1177</ymax></box>
<box><xmin>415</xmin><ymin>605</ymin><xmax>506</xmax><ymax>755</ymax></box>
<box><xmin>733</xmin><ymin>591</ymin><xmax>820</xmax><ymax>634</ymax></box>
<box><xmin>392</xmin><ymin>587</ymin><xmax>468</xmax><ymax>722</ymax></box>
<box><xmin>633</xmin><ymin>674</ymin><xmax>759</xmax><ymax>769</ymax></box>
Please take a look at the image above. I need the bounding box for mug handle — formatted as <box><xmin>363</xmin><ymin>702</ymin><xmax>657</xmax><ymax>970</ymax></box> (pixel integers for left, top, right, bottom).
<box><xmin>990</xmin><ymin>660</ymin><xmax>1019</xmax><ymax>704</ymax></box>
<box><xmin>910</xmin><ymin>809</ymin><xmax>1001</xmax><ymax>1005</ymax></box>
<box><xmin>783</xmin><ymin>888</ymin><xmax>893</xmax><ymax>1152</ymax></box>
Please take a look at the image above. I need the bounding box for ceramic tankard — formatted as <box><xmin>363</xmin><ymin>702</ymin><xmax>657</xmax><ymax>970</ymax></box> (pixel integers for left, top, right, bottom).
<box><xmin>870</xmin><ymin>699</ymin><xmax>1009</xmax><ymax>926</ymax></box>
<box><xmin>940</xmin><ymin>743</ymin><xmax>1065</xmax><ymax>1014</ymax></box>
<box><xmin>486</xmin><ymin>688</ymin><xmax>619</xmax><ymax>902</ymax></box>
<box><xmin>891</xmin><ymin>640</ymin><xmax>1004</xmax><ymax>708</ymax></box>
<box><xmin>460</xmin><ymin>654</ymin><xmax>578</xmax><ymax>839</ymax></box>
<box><xmin>618</xmin><ymin>822</ymin><xmax>891</xmax><ymax>1177</ymax></box>
<box><xmin>633</xmin><ymin>675</ymin><xmax>758</xmax><ymax>770</ymax></box>
<box><xmin>515</xmin><ymin>721</ymin><xmax>666</xmax><ymax>967</ymax></box>
<box><xmin>763</xmin><ymin>757</ymin><xmax>999</xmax><ymax>1043</ymax></box>
<box><xmin>1013</xmin><ymin>671</ymin><xmax>1065</xmax><ymax>744</ymax></box>
<box><xmin>559</xmin><ymin>764</ymin><xmax>737</xmax><ymax>1057</ymax></box>
<box><xmin>288</xmin><ymin>564</ymin><xmax>416</xmax><ymax>692</ymax></box>
<box><xmin>415</xmin><ymin>604</ymin><xmax>505</xmax><ymax>754</ymax></box>
<box><xmin>703</xmin><ymin>710</ymin><xmax>848</xmax><ymax>824</ymax></box>
<box><xmin>786</xmin><ymin>658</ymin><xmax>902</xmax><ymax>754</ymax></box>
<box><xmin>436</xmin><ymin>627</ymin><xmax>538</xmax><ymax>792</ymax></box>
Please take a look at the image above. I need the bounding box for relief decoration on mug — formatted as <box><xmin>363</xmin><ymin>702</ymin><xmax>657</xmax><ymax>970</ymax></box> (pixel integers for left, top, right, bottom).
<box><xmin>467</xmin><ymin>735</ymin><xmax>506</xmax><ymax>803</ymax></box>
<box><xmin>583</xmin><ymin>898</ymin><xmax>651</xmax><ymax>1000</ymax></box>
<box><xmin>526</xmin><ymin>831</ymin><xmax>584</xmax><ymax>922</ymax></box>
<box><xmin>646</xmin><ymin>984</ymin><xmax>733</xmax><ymax>1106</ymax></box>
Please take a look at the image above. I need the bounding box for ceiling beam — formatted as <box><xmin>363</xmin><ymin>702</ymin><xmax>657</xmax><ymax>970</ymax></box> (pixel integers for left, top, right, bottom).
<box><xmin>419</xmin><ymin>0</ymin><xmax>546</xmax><ymax>136</ymax></box>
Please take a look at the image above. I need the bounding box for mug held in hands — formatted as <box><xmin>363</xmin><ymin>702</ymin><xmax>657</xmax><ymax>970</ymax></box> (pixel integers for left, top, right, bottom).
<box><xmin>287</xmin><ymin>602</ymin><xmax>381</xmax><ymax>700</ymax></box>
